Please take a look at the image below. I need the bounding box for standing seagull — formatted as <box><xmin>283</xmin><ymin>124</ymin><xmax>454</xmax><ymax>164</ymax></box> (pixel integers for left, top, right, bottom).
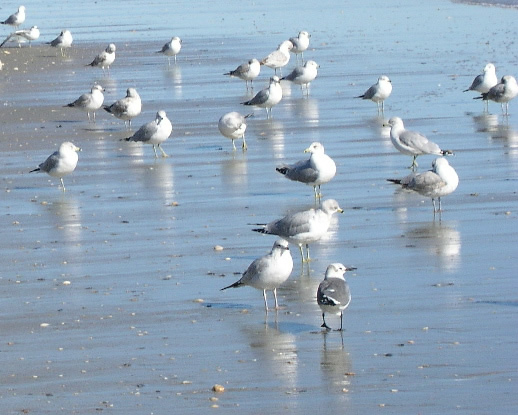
<box><xmin>218</xmin><ymin>111</ymin><xmax>252</xmax><ymax>151</ymax></box>
<box><xmin>48</xmin><ymin>30</ymin><xmax>73</xmax><ymax>57</ymax></box>
<box><xmin>241</xmin><ymin>76</ymin><xmax>283</xmax><ymax>119</ymax></box>
<box><xmin>65</xmin><ymin>84</ymin><xmax>105</xmax><ymax>122</ymax></box>
<box><xmin>157</xmin><ymin>36</ymin><xmax>182</xmax><ymax>65</ymax></box>
<box><xmin>465</xmin><ymin>63</ymin><xmax>498</xmax><ymax>111</ymax></box>
<box><xmin>252</xmin><ymin>199</ymin><xmax>344</xmax><ymax>263</ymax></box>
<box><xmin>0</xmin><ymin>25</ymin><xmax>39</xmax><ymax>48</ymax></box>
<box><xmin>384</xmin><ymin>117</ymin><xmax>453</xmax><ymax>169</ymax></box>
<box><xmin>220</xmin><ymin>239</ymin><xmax>293</xmax><ymax>312</ymax></box>
<box><xmin>317</xmin><ymin>263</ymin><xmax>356</xmax><ymax>331</ymax></box>
<box><xmin>1</xmin><ymin>5</ymin><xmax>25</xmax><ymax>28</ymax></box>
<box><xmin>281</xmin><ymin>60</ymin><xmax>319</xmax><ymax>97</ymax></box>
<box><xmin>87</xmin><ymin>43</ymin><xmax>116</xmax><ymax>75</ymax></box>
<box><xmin>30</xmin><ymin>142</ymin><xmax>81</xmax><ymax>192</ymax></box>
<box><xmin>124</xmin><ymin>110</ymin><xmax>172</xmax><ymax>158</ymax></box>
<box><xmin>276</xmin><ymin>142</ymin><xmax>336</xmax><ymax>199</ymax></box>
<box><xmin>103</xmin><ymin>87</ymin><xmax>142</xmax><ymax>129</ymax></box>
<box><xmin>289</xmin><ymin>31</ymin><xmax>310</xmax><ymax>64</ymax></box>
<box><xmin>464</xmin><ymin>63</ymin><xmax>498</xmax><ymax>94</ymax></box>
<box><xmin>260</xmin><ymin>40</ymin><xmax>293</xmax><ymax>76</ymax></box>
<box><xmin>475</xmin><ymin>75</ymin><xmax>518</xmax><ymax>116</ymax></box>
<box><xmin>356</xmin><ymin>75</ymin><xmax>393</xmax><ymax>114</ymax></box>
<box><xmin>224</xmin><ymin>58</ymin><xmax>261</xmax><ymax>91</ymax></box>
<box><xmin>387</xmin><ymin>157</ymin><xmax>459</xmax><ymax>215</ymax></box>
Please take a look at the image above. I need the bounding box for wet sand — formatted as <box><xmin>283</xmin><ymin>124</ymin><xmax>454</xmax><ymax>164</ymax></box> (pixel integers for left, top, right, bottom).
<box><xmin>1</xmin><ymin>0</ymin><xmax>517</xmax><ymax>414</ymax></box>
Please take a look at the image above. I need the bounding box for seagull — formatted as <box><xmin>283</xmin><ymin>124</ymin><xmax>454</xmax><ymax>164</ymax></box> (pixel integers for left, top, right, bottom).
<box><xmin>276</xmin><ymin>142</ymin><xmax>336</xmax><ymax>199</ymax></box>
<box><xmin>157</xmin><ymin>36</ymin><xmax>182</xmax><ymax>65</ymax></box>
<box><xmin>224</xmin><ymin>58</ymin><xmax>261</xmax><ymax>91</ymax></box>
<box><xmin>289</xmin><ymin>31</ymin><xmax>310</xmax><ymax>64</ymax></box>
<box><xmin>475</xmin><ymin>75</ymin><xmax>518</xmax><ymax>116</ymax></box>
<box><xmin>464</xmin><ymin>63</ymin><xmax>498</xmax><ymax>94</ymax></box>
<box><xmin>87</xmin><ymin>43</ymin><xmax>116</xmax><ymax>75</ymax></box>
<box><xmin>218</xmin><ymin>111</ymin><xmax>252</xmax><ymax>151</ymax></box>
<box><xmin>384</xmin><ymin>117</ymin><xmax>453</xmax><ymax>169</ymax></box>
<box><xmin>252</xmin><ymin>199</ymin><xmax>344</xmax><ymax>263</ymax></box>
<box><xmin>103</xmin><ymin>87</ymin><xmax>142</xmax><ymax>129</ymax></box>
<box><xmin>64</xmin><ymin>84</ymin><xmax>105</xmax><ymax>122</ymax></box>
<box><xmin>241</xmin><ymin>76</ymin><xmax>283</xmax><ymax>119</ymax></box>
<box><xmin>281</xmin><ymin>60</ymin><xmax>319</xmax><ymax>97</ymax></box>
<box><xmin>220</xmin><ymin>239</ymin><xmax>293</xmax><ymax>312</ymax></box>
<box><xmin>0</xmin><ymin>25</ymin><xmax>39</xmax><ymax>48</ymax></box>
<box><xmin>29</xmin><ymin>142</ymin><xmax>81</xmax><ymax>192</ymax></box>
<box><xmin>48</xmin><ymin>30</ymin><xmax>73</xmax><ymax>57</ymax></box>
<box><xmin>387</xmin><ymin>157</ymin><xmax>459</xmax><ymax>215</ymax></box>
<box><xmin>317</xmin><ymin>263</ymin><xmax>356</xmax><ymax>331</ymax></box>
<box><xmin>260</xmin><ymin>40</ymin><xmax>293</xmax><ymax>76</ymax></box>
<box><xmin>356</xmin><ymin>75</ymin><xmax>392</xmax><ymax>114</ymax></box>
<box><xmin>124</xmin><ymin>110</ymin><xmax>172</xmax><ymax>158</ymax></box>
<box><xmin>1</xmin><ymin>5</ymin><xmax>25</xmax><ymax>28</ymax></box>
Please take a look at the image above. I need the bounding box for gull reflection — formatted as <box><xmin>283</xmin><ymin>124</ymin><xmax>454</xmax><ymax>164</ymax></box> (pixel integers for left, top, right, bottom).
<box><xmin>163</xmin><ymin>64</ymin><xmax>182</xmax><ymax>96</ymax></box>
<box><xmin>405</xmin><ymin>221</ymin><xmax>462</xmax><ymax>272</ymax></box>
<box><xmin>251</xmin><ymin>119</ymin><xmax>286</xmax><ymax>159</ymax></box>
<box><xmin>472</xmin><ymin>113</ymin><xmax>518</xmax><ymax>161</ymax></box>
<box><xmin>244</xmin><ymin>322</ymin><xmax>298</xmax><ymax>388</ymax></box>
<box><xmin>221</xmin><ymin>153</ymin><xmax>248</xmax><ymax>193</ymax></box>
<box><xmin>320</xmin><ymin>331</ymin><xmax>354</xmax><ymax>394</ymax></box>
<box><xmin>140</xmin><ymin>161</ymin><xmax>175</xmax><ymax>205</ymax></box>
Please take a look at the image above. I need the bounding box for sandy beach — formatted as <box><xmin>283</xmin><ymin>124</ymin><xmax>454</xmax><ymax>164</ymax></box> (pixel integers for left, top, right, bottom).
<box><xmin>1</xmin><ymin>0</ymin><xmax>517</xmax><ymax>414</ymax></box>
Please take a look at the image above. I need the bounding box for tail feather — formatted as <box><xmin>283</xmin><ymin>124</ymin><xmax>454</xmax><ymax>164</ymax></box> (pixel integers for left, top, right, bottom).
<box><xmin>387</xmin><ymin>179</ymin><xmax>402</xmax><ymax>185</ymax></box>
<box><xmin>441</xmin><ymin>149</ymin><xmax>454</xmax><ymax>156</ymax></box>
<box><xmin>103</xmin><ymin>105</ymin><xmax>112</xmax><ymax>113</ymax></box>
<box><xmin>276</xmin><ymin>166</ymin><xmax>289</xmax><ymax>175</ymax></box>
<box><xmin>220</xmin><ymin>280</ymin><xmax>243</xmax><ymax>291</ymax></box>
<box><xmin>29</xmin><ymin>167</ymin><xmax>40</xmax><ymax>173</ymax></box>
<box><xmin>252</xmin><ymin>227</ymin><xmax>269</xmax><ymax>234</ymax></box>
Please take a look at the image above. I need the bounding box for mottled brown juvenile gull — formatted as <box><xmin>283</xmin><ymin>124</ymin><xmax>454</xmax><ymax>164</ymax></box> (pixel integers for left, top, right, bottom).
<box><xmin>260</xmin><ymin>40</ymin><xmax>293</xmax><ymax>76</ymax></box>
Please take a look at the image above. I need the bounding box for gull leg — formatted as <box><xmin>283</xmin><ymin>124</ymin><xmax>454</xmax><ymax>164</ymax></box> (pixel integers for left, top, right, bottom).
<box><xmin>152</xmin><ymin>145</ymin><xmax>159</xmax><ymax>158</ymax></box>
<box><xmin>321</xmin><ymin>313</ymin><xmax>331</xmax><ymax>330</ymax></box>
<box><xmin>336</xmin><ymin>312</ymin><xmax>344</xmax><ymax>332</ymax></box>
<box><xmin>305</xmin><ymin>243</ymin><xmax>311</xmax><ymax>263</ymax></box>
<box><xmin>410</xmin><ymin>155</ymin><xmax>418</xmax><ymax>170</ymax></box>
<box><xmin>273</xmin><ymin>288</ymin><xmax>279</xmax><ymax>309</ymax></box>
<box><xmin>241</xmin><ymin>134</ymin><xmax>247</xmax><ymax>151</ymax></box>
<box><xmin>60</xmin><ymin>178</ymin><xmax>66</xmax><ymax>192</ymax></box>
<box><xmin>158</xmin><ymin>144</ymin><xmax>169</xmax><ymax>158</ymax></box>
<box><xmin>263</xmin><ymin>290</ymin><xmax>269</xmax><ymax>313</ymax></box>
